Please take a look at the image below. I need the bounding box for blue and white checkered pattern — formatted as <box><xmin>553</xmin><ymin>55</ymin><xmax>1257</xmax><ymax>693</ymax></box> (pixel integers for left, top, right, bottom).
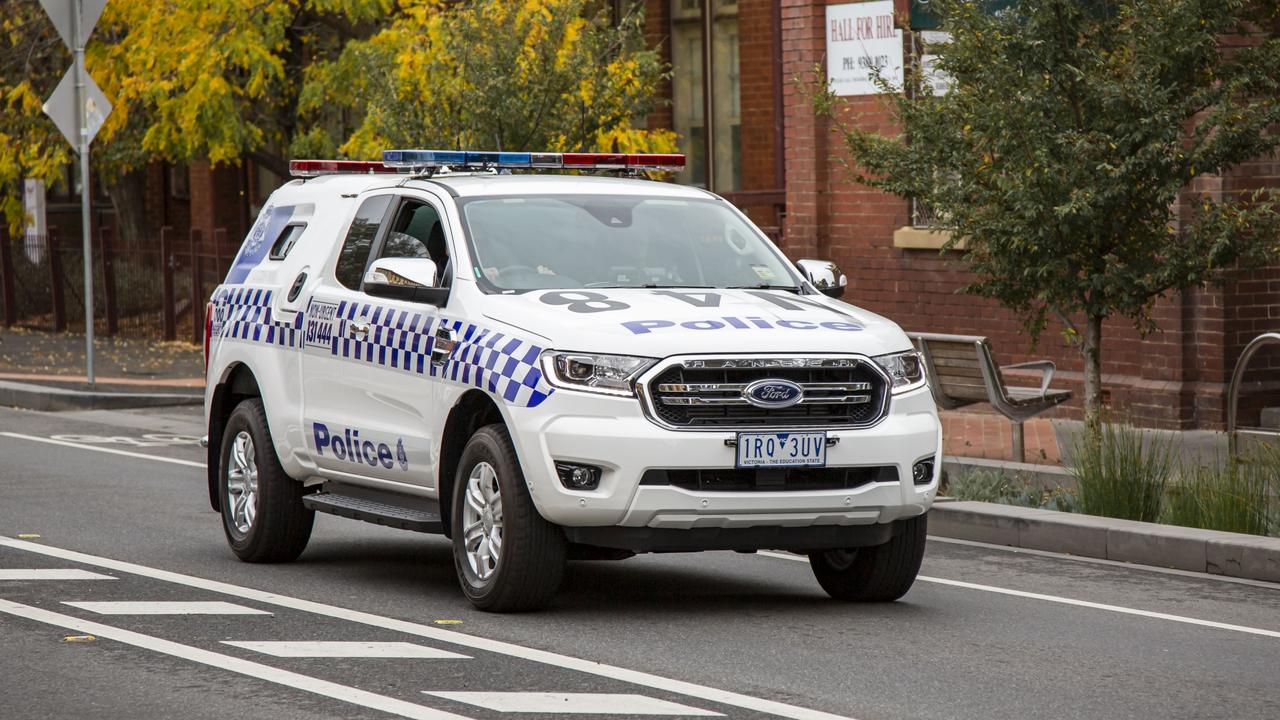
<box><xmin>211</xmin><ymin>286</ymin><xmax>300</xmax><ymax>348</ymax></box>
<box><xmin>332</xmin><ymin>299</ymin><xmax>438</xmax><ymax>375</ymax></box>
<box><xmin>320</xmin><ymin>299</ymin><xmax>555</xmax><ymax>408</ymax></box>
<box><xmin>440</xmin><ymin>319</ymin><xmax>553</xmax><ymax>408</ymax></box>
<box><xmin>211</xmin><ymin>286</ymin><xmax>554</xmax><ymax>408</ymax></box>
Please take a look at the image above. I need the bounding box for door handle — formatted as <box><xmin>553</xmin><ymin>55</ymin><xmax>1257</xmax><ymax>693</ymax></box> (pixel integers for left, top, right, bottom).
<box><xmin>431</xmin><ymin>326</ymin><xmax>456</xmax><ymax>367</ymax></box>
<box><xmin>348</xmin><ymin>322</ymin><xmax>370</xmax><ymax>340</ymax></box>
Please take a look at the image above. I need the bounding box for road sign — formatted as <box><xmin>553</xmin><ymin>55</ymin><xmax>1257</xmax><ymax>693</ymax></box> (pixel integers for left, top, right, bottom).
<box><xmin>39</xmin><ymin>0</ymin><xmax>108</xmax><ymax>47</ymax></box>
<box><xmin>42</xmin><ymin>66</ymin><xmax>112</xmax><ymax>148</ymax></box>
<box><xmin>39</xmin><ymin>0</ymin><xmax>110</xmax><ymax>386</ymax></box>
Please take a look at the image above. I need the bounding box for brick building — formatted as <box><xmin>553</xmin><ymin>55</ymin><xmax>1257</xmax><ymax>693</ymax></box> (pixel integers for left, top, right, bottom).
<box><xmin>643</xmin><ymin>0</ymin><xmax>1280</xmax><ymax>430</ymax></box>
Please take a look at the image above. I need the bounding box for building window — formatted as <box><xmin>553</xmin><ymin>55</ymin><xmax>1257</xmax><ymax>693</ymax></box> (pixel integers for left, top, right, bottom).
<box><xmin>670</xmin><ymin>0</ymin><xmax>740</xmax><ymax>192</ymax></box>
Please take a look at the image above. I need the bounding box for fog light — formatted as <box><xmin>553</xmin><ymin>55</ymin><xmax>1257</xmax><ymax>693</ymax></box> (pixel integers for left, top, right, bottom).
<box><xmin>912</xmin><ymin>459</ymin><xmax>935</xmax><ymax>485</ymax></box>
<box><xmin>555</xmin><ymin>462</ymin><xmax>601</xmax><ymax>490</ymax></box>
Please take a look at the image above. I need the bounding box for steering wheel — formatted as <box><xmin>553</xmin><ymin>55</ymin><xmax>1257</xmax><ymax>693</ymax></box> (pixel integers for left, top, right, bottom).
<box><xmin>723</xmin><ymin>227</ymin><xmax>754</xmax><ymax>256</ymax></box>
<box><xmin>497</xmin><ymin>265</ymin><xmax>540</xmax><ymax>280</ymax></box>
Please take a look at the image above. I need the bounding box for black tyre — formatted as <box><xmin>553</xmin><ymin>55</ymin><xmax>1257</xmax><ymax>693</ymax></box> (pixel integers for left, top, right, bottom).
<box><xmin>808</xmin><ymin>513</ymin><xmax>927</xmax><ymax>602</ymax></box>
<box><xmin>451</xmin><ymin>424</ymin><xmax>566</xmax><ymax>612</ymax></box>
<box><xmin>218</xmin><ymin>398</ymin><xmax>314</xmax><ymax>562</ymax></box>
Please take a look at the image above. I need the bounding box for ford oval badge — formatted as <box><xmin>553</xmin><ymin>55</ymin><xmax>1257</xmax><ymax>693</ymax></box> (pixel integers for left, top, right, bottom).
<box><xmin>743</xmin><ymin>379</ymin><xmax>804</xmax><ymax>408</ymax></box>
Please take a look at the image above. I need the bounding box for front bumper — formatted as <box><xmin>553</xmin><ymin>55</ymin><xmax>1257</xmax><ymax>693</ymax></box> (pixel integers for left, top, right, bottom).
<box><xmin>504</xmin><ymin>385</ymin><xmax>941</xmax><ymax>530</ymax></box>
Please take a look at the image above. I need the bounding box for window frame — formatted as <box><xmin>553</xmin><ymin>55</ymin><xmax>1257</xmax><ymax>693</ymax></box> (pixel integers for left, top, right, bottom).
<box><xmin>358</xmin><ymin>194</ymin><xmax>453</xmax><ymax>294</ymax></box>
<box><xmin>268</xmin><ymin>223</ymin><xmax>308</xmax><ymax>261</ymax></box>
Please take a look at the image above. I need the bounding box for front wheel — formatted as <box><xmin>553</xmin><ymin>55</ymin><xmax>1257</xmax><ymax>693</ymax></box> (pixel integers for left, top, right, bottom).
<box><xmin>451</xmin><ymin>424</ymin><xmax>566</xmax><ymax>612</ymax></box>
<box><xmin>218</xmin><ymin>398</ymin><xmax>314</xmax><ymax>562</ymax></box>
<box><xmin>808</xmin><ymin>514</ymin><xmax>927</xmax><ymax>602</ymax></box>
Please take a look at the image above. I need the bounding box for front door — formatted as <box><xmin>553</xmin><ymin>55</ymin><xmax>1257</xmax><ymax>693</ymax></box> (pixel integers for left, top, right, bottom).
<box><xmin>299</xmin><ymin>192</ymin><xmax>452</xmax><ymax>493</ymax></box>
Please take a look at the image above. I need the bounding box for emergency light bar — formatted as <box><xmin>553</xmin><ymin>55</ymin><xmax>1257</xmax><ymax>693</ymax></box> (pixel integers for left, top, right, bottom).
<box><xmin>289</xmin><ymin>151</ymin><xmax>685</xmax><ymax>178</ymax></box>
<box><xmin>381</xmin><ymin>150</ymin><xmax>685</xmax><ymax>172</ymax></box>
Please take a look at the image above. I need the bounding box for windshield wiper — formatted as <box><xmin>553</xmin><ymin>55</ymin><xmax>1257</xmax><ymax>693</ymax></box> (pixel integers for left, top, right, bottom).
<box><xmin>726</xmin><ymin>284</ymin><xmax>802</xmax><ymax>293</ymax></box>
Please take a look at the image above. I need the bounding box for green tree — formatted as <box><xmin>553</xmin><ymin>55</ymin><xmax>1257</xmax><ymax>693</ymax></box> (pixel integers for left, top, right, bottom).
<box><xmin>296</xmin><ymin>0</ymin><xmax>675</xmax><ymax>158</ymax></box>
<box><xmin>816</xmin><ymin>0</ymin><xmax>1280</xmax><ymax>428</ymax></box>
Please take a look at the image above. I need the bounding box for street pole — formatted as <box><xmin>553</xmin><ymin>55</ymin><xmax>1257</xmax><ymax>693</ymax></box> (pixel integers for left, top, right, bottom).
<box><xmin>72</xmin><ymin>0</ymin><xmax>94</xmax><ymax>384</ymax></box>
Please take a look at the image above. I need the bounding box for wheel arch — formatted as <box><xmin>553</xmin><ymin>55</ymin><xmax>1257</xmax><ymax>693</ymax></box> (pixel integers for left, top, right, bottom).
<box><xmin>438</xmin><ymin>389</ymin><xmax>505</xmax><ymax>537</ymax></box>
<box><xmin>207</xmin><ymin>362</ymin><xmax>263</xmax><ymax>511</ymax></box>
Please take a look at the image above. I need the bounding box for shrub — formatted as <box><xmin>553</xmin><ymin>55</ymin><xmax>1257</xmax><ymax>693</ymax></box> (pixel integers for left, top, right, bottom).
<box><xmin>1164</xmin><ymin>458</ymin><xmax>1271</xmax><ymax>536</ymax></box>
<box><xmin>1069</xmin><ymin>423</ymin><xmax>1172</xmax><ymax>522</ymax></box>
<box><xmin>944</xmin><ymin>468</ymin><xmax>1076</xmax><ymax>511</ymax></box>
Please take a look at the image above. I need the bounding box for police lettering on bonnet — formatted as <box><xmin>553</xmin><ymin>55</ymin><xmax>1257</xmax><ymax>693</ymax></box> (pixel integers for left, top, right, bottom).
<box><xmin>202</xmin><ymin>149</ymin><xmax>940</xmax><ymax>612</ymax></box>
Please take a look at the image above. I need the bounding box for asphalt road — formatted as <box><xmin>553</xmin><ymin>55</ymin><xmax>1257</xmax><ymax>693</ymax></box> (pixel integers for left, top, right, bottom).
<box><xmin>1</xmin><ymin>405</ymin><xmax>1278</xmax><ymax>720</ymax></box>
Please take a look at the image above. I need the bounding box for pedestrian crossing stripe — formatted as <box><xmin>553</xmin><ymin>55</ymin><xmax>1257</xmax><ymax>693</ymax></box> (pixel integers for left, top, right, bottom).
<box><xmin>62</xmin><ymin>601</ymin><xmax>271</xmax><ymax>615</ymax></box>
<box><xmin>222</xmin><ymin>641</ymin><xmax>470</xmax><ymax>659</ymax></box>
<box><xmin>0</xmin><ymin>569</ymin><xmax>114</xmax><ymax>580</ymax></box>
<box><xmin>422</xmin><ymin>692</ymin><xmax>723</xmax><ymax>716</ymax></box>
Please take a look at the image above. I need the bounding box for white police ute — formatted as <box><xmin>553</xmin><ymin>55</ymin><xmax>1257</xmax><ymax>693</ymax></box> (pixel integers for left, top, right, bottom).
<box><xmin>202</xmin><ymin>150</ymin><xmax>941</xmax><ymax>612</ymax></box>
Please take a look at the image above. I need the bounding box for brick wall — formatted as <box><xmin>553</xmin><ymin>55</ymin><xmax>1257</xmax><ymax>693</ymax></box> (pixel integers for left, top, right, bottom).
<box><xmin>770</xmin><ymin>0</ymin><xmax>1280</xmax><ymax>430</ymax></box>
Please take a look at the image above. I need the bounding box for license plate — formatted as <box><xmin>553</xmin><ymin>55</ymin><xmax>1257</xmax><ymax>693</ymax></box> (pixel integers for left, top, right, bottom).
<box><xmin>735</xmin><ymin>432</ymin><xmax>827</xmax><ymax>468</ymax></box>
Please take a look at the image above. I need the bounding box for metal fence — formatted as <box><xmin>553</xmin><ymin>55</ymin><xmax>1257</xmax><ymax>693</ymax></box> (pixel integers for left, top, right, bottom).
<box><xmin>0</xmin><ymin>225</ymin><xmax>237</xmax><ymax>344</ymax></box>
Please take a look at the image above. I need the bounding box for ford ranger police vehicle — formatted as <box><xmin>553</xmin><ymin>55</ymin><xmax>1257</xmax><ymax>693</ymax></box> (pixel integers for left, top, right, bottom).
<box><xmin>203</xmin><ymin>150</ymin><xmax>940</xmax><ymax>612</ymax></box>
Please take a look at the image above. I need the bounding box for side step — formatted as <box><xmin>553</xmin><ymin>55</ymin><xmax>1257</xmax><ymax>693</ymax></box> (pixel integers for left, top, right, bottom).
<box><xmin>303</xmin><ymin>484</ymin><xmax>444</xmax><ymax>534</ymax></box>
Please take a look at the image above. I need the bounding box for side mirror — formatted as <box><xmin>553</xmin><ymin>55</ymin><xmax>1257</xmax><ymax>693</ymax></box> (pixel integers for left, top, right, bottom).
<box><xmin>363</xmin><ymin>257</ymin><xmax>449</xmax><ymax>306</ymax></box>
<box><xmin>796</xmin><ymin>258</ymin><xmax>847</xmax><ymax>299</ymax></box>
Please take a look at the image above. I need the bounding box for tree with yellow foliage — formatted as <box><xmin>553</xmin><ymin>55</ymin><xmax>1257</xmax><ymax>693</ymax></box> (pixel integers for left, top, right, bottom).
<box><xmin>2</xmin><ymin>0</ymin><xmax>671</xmax><ymax>241</ymax></box>
<box><xmin>295</xmin><ymin>0</ymin><xmax>675</xmax><ymax>159</ymax></box>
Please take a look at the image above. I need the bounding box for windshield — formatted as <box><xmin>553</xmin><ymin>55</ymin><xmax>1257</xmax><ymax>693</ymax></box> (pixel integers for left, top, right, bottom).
<box><xmin>457</xmin><ymin>195</ymin><xmax>798</xmax><ymax>291</ymax></box>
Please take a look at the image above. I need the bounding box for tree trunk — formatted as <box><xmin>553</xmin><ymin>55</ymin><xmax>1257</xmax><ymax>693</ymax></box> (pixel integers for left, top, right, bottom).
<box><xmin>1081</xmin><ymin>313</ymin><xmax>1104</xmax><ymax>433</ymax></box>
<box><xmin>102</xmin><ymin>166</ymin><xmax>152</xmax><ymax>247</ymax></box>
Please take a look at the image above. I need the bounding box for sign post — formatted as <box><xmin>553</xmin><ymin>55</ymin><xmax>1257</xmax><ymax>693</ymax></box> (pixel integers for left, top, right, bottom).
<box><xmin>39</xmin><ymin>0</ymin><xmax>110</xmax><ymax>385</ymax></box>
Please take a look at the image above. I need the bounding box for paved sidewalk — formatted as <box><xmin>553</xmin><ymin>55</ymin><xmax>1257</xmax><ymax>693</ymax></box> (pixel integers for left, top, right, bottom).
<box><xmin>940</xmin><ymin>410</ymin><xmax>1061</xmax><ymax>464</ymax></box>
<box><xmin>0</xmin><ymin>327</ymin><xmax>203</xmax><ymax>392</ymax></box>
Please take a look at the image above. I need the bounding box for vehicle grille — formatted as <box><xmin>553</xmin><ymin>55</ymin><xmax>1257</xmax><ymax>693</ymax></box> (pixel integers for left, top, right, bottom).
<box><xmin>642</xmin><ymin>357</ymin><xmax>889</xmax><ymax>429</ymax></box>
<box><xmin>640</xmin><ymin>466</ymin><xmax>898</xmax><ymax>492</ymax></box>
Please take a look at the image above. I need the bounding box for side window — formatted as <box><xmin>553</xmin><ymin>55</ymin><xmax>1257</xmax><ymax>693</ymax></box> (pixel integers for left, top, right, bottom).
<box><xmin>335</xmin><ymin>195</ymin><xmax>393</xmax><ymax>290</ymax></box>
<box><xmin>269</xmin><ymin>224</ymin><xmax>306</xmax><ymax>260</ymax></box>
<box><xmin>375</xmin><ymin>200</ymin><xmax>451</xmax><ymax>286</ymax></box>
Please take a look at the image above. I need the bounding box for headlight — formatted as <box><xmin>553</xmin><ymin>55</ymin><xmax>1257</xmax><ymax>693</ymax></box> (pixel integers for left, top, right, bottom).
<box><xmin>873</xmin><ymin>350</ymin><xmax>926</xmax><ymax>394</ymax></box>
<box><xmin>540</xmin><ymin>351</ymin><xmax>657</xmax><ymax>397</ymax></box>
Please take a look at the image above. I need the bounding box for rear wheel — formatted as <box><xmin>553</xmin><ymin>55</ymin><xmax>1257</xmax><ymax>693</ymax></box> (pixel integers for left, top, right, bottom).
<box><xmin>451</xmin><ymin>424</ymin><xmax>566</xmax><ymax>612</ymax></box>
<box><xmin>218</xmin><ymin>398</ymin><xmax>314</xmax><ymax>562</ymax></box>
<box><xmin>808</xmin><ymin>514</ymin><xmax>927</xmax><ymax>602</ymax></box>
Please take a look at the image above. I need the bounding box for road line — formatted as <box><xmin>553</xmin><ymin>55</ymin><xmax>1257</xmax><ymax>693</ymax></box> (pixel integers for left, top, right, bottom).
<box><xmin>0</xmin><ymin>569</ymin><xmax>114</xmax><ymax>580</ymax></box>
<box><xmin>928</xmin><ymin>535</ymin><xmax>1280</xmax><ymax>591</ymax></box>
<box><xmin>0</xmin><ymin>538</ymin><xmax>854</xmax><ymax>720</ymax></box>
<box><xmin>0</xmin><ymin>432</ymin><xmax>205</xmax><ymax>468</ymax></box>
<box><xmin>224</xmin><ymin>641</ymin><xmax>470</xmax><ymax>659</ymax></box>
<box><xmin>65</xmin><ymin>600</ymin><xmax>271</xmax><ymax>615</ymax></box>
<box><xmin>0</xmin><ymin>599</ymin><xmax>471</xmax><ymax>720</ymax></box>
<box><xmin>423</xmin><ymin>692</ymin><xmax>722</xmax><ymax>716</ymax></box>
<box><xmin>758</xmin><ymin>551</ymin><xmax>1280</xmax><ymax>639</ymax></box>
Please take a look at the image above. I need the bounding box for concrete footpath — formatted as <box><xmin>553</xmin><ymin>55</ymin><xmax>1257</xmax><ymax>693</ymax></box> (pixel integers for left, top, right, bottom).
<box><xmin>0</xmin><ymin>328</ymin><xmax>202</xmax><ymax>410</ymax></box>
<box><xmin>931</xmin><ymin>500</ymin><xmax>1280</xmax><ymax>583</ymax></box>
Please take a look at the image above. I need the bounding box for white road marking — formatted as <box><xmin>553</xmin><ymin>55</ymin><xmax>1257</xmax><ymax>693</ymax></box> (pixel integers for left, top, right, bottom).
<box><xmin>224</xmin><ymin>641</ymin><xmax>470</xmax><ymax>659</ymax></box>
<box><xmin>0</xmin><ymin>432</ymin><xmax>205</xmax><ymax>468</ymax></box>
<box><xmin>0</xmin><ymin>599</ymin><xmax>471</xmax><ymax>720</ymax></box>
<box><xmin>0</xmin><ymin>569</ymin><xmax>114</xmax><ymax>581</ymax></box>
<box><xmin>423</xmin><ymin>692</ymin><xmax>721</xmax><ymax>716</ymax></box>
<box><xmin>928</xmin><ymin>535</ymin><xmax>1280</xmax><ymax>591</ymax></box>
<box><xmin>0</xmin><ymin>539</ymin><xmax>855</xmax><ymax>720</ymax></box>
<box><xmin>64</xmin><ymin>601</ymin><xmax>271</xmax><ymax>615</ymax></box>
<box><xmin>758</xmin><ymin>551</ymin><xmax>1280</xmax><ymax>639</ymax></box>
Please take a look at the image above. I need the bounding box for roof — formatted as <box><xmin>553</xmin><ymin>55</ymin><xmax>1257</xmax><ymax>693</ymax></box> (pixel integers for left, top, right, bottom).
<box><xmin>279</xmin><ymin>172</ymin><xmax>715</xmax><ymax>204</ymax></box>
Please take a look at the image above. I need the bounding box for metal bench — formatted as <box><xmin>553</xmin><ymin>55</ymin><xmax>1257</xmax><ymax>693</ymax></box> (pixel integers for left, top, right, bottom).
<box><xmin>908</xmin><ymin>332</ymin><xmax>1072</xmax><ymax>462</ymax></box>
